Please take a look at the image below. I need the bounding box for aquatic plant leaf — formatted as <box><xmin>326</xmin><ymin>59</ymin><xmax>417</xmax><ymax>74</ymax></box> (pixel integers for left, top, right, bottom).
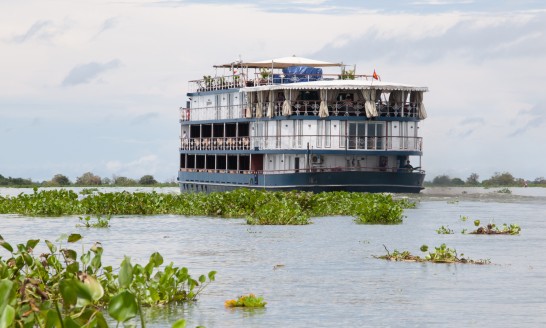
<box><xmin>63</xmin><ymin>316</ymin><xmax>82</xmax><ymax>328</ymax></box>
<box><xmin>81</xmin><ymin>252</ymin><xmax>91</xmax><ymax>266</ymax></box>
<box><xmin>81</xmin><ymin>275</ymin><xmax>104</xmax><ymax>301</ymax></box>
<box><xmin>172</xmin><ymin>319</ymin><xmax>187</xmax><ymax>328</ymax></box>
<box><xmin>90</xmin><ymin>242</ymin><xmax>103</xmax><ymax>255</ymax></box>
<box><xmin>91</xmin><ymin>312</ymin><xmax>109</xmax><ymax>328</ymax></box>
<box><xmin>0</xmin><ymin>280</ymin><xmax>15</xmax><ymax>314</ymax></box>
<box><xmin>208</xmin><ymin>271</ymin><xmax>217</xmax><ymax>281</ymax></box>
<box><xmin>108</xmin><ymin>291</ymin><xmax>138</xmax><ymax>322</ymax></box>
<box><xmin>62</xmin><ymin>249</ymin><xmax>77</xmax><ymax>262</ymax></box>
<box><xmin>22</xmin><ymin>252</ymin><xmax>34</xmax><ymax>266</ymax></box>
<box><xmin>67</xmin><ymin>234</ymin><xmax>82</xmax><ymax>243</ymax></box>
<box><xmin>118</xmin><ymin>256</ymin><xmax>133</xmax><ymax>288</ymax></box>
<box><xmin>44</xmin><ymin>309</ymin><xmax>61</xmax><ymax>328</ymax></box>
<box><xmin>0</xmin><ymin>305</ymin><xmax>15</xmax><ymax>328</ymax></box>
<box><xmin>149</xmin><ymin>252</ymin><xmax>164</xmax><ymax>267</ymax></box>
<box><xmin>0</xmin><ymin>240</ymin><xmax>13</xmax><ymax>253</ymax></box>
<box><xmin>60</xmin><ymin>278</ymin><xmax>93</xmax><ymax>308</ymax></box>
<box><xmin>44</xmin><ymin>240</ymin><xmax>56</xmax><ymax>254</ymax></box>
<box><xmin>25</xmin><ymin>239</ymin><xmax>40</xmax><ymax>250</ymax></box>
<box><xmin>16</xmin><ymin>243</ymin><xmax>27</xmax><ymax>253</ymax></box>
<box><xmin>90</xmin><ymin>253</ymin><xmax>102</xmax><ymax>271</ymax></box>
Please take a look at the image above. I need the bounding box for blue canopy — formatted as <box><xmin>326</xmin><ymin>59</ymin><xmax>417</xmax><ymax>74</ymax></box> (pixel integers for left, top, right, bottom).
<box><xmin>282</xmin><ymin>66</ymin><xmax>322</xmax><ymax>83</ymax></box>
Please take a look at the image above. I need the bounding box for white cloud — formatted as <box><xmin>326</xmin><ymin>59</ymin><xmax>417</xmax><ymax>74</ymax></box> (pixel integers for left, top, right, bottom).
<box><xmin>61</xmin><ymin>59</ymin><xmax>121</xmax><ymax>86</ymax></box>
<box><xmin>1</xmin><ymin>0</ymin><xmax>545</xmax><ymax>183</ymax></box>
<box><xmin>105</xmin><ymin>155</ymin><xmax>161</xmax><ymax>178</ymax></box>
<box><xmin>10</xmin><ymin>20</ymin><xmax>54</xmax><ymax>43</ymax></box>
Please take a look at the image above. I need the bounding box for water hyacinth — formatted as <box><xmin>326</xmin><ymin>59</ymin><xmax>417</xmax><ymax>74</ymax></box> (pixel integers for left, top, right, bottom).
<box><xmin>376</xmin><ymin>244</ymin><xmax>490</xmax><ymax>265</ymax></box>
<box><xmin>224</xmin><ymin>294</ymin><xmax>267</xmax><ymax>308</ymax></box>
<box><xmin>0</xmin><ymin>188</ymin><xmax>412</xmax><ymax>225</ymax></box>
<box><xmin>0</xmin><ymin>234</ymin><xmax>216</xmax><ymax>327</ymax></box>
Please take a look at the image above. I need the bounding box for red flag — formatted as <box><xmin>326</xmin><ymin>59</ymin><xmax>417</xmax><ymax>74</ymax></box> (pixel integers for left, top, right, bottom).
<box><xmin>373</xmin><ymin>69</ymin><xmax>379</xmax><ymax>80</ymax></box>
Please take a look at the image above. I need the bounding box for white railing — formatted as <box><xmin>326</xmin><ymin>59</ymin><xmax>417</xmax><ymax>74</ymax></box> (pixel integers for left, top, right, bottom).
<box><xmin>181</xmin><ymin>137</ymin><xmax>251</xmax><ymax>151</ymax></box>
<box><xmin>188</xmin><ymin>73</ymin><xmax>376</xmax><ymax>93</ymax></box>
<box><xmin>180</xmin><ymin>135</ymin><xmax>422</xmax><ymax>152</ymax></box>
<box><xmin>179</xmin><ymin>166</ymin><xmax>424</xmax><ymax>175</ymax></box>
<box><xmin>180</xmin><ymin>105</ymin><xmax>245</xmax><ymax>122</ymax></box>
<box><xmin>188</xmin><ymin>75</ymin><xmax>245</xmax><ymax>93</ymax></box>
<box><xmin>180</xmin><ymin>101</ymin><xmax>420</xmax><ymax>122</ymax></box>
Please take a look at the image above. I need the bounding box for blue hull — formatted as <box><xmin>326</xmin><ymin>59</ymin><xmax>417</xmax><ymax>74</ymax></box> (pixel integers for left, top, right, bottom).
<box><xmin>178</xmin><ymin>170</ymin><xmax>425</xmax><ymax>193</ymax></box>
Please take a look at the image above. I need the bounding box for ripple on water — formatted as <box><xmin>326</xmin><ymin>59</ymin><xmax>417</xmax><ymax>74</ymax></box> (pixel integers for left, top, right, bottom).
<box><xmin>1</xmin><ymin>194</ymin><xmax>546</xmax><ymax>327</ymax></box>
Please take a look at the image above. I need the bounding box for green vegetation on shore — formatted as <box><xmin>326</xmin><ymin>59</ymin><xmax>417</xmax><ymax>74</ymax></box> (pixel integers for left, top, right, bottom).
<box><xmin>2</xmin><ymin>170</ymin><xmax>546</xmax><ymax>188</ymax></box>
<box><xmin>0</xmin><ymin>172</ymin><xmax>176</xmax><ymax>187</ymax></box>
<box><xmin>425</xmin><ymin>172</ymin><xmax>546</xmax><ymax>187</ymax></box>
<box><xmin>0</xmin><ymin>188</ymin><xmax>411</xmax><ymax>225</ymax></box>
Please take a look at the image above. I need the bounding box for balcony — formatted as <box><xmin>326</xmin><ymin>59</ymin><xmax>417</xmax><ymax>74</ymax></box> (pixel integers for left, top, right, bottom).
<box><xmin>180</xmin><ymin>135</ymin><xmax>422</xmax><ymax>152</ymax></box>
<box><xmin>180</xmin><ymin>101</ymin><xmax>420</xmax><ymax>122</ymax></box>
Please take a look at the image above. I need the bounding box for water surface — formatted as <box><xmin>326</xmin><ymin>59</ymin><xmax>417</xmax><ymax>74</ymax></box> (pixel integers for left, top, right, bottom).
<box><xmin>1</xmin><ymin>187</ymin><xmax>545</xmax><ymax>327</ymax></box>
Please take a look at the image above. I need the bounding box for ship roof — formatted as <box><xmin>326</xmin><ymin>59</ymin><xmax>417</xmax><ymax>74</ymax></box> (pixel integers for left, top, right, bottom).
<box><xmin>215</xmin><ymin>56</ymin><xmax>343</xmax><ymax>69</ymax></box>
<box><xmin>243</xmin><ymin>79</ymin><xmax>428</xmax><ymax>92</ymax></box>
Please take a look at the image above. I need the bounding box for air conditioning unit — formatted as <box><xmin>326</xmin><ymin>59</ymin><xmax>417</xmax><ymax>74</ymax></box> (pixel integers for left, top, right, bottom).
<box><xmin>311</xmin><ymin>154</ymin><xmax>323</xmax><ymax>164</ymax></box>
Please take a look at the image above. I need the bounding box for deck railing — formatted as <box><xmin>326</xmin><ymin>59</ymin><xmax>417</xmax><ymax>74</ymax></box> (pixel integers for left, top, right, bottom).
<box><xmin>180</xmin><ymin>101</ymin><xmax>419</xmax><ymax>121</ymax></box>
<box><xmin>188</xmin><ymin>73</ymin><xmax>374</xmax><ymax>93</ymax></box>
<box><xmin>179</xmin><ymin>166</ymin><xmax>424</xmax><ymax>175</ymax></box>
<box><xmin>180</xmin><ymin>135</ymin><xmax>422</xmax><ymax>152</ymax></box>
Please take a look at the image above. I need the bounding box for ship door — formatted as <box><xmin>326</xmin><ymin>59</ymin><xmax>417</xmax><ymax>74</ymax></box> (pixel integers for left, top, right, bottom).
<box><xmin>295</xmin><ymin>157</ymin><xmax>300</xmax><ymax>173</ymax></box>
<box><xmin>251</xmin><ymin>154</ymin><xmax>264</xmax><ymax>172</ymax></box>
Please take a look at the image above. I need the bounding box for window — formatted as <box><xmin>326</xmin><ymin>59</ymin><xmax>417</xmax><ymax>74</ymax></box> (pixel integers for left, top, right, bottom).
<box><xmin>317</xmin><ymin>121</ymin><xmax>323</xmax><ymax>148</ymax></box>
<box><xmin>347</xmin><ymin>122</ymin><xmax>385</xmax><ymax>150</ymax></box>
<box><xmin>325</xmin><ymin>120</ymin><xmax>331</xmax><ymax>148</ymax></box>
<box><xmin>339</xmin><ymin>121</ymin><xmax>346</xmax><ymax>148</ymax></box>
<box><xmin>276</xmin><ymin>121</ymin><xmax>281</xmax><ymax>148</ymax></box>
<box><xmin>254</xmin><ymin>122</ymin><xmax>265</xmax><ymax>149</ymax></box>
<box><xmin>293</xmin><ymin>120</ymin><xmax>303</xmax><ymax>148</ymax></box>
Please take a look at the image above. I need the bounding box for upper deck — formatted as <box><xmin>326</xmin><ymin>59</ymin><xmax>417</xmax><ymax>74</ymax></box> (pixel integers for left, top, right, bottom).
<box><xmin>184</xmin><ymin>56</ymin><xmax>427</xmax><ymax>122</ymax></box>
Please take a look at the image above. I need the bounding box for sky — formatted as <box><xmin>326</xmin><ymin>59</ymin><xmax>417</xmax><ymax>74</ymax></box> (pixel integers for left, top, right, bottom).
<box><xmin>1</xmin><ymin>0</ymin><xmax>545</xmax><ymax>183</ymax></box>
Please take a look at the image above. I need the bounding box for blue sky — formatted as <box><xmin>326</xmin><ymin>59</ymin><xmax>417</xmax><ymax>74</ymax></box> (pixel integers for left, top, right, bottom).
<box><xmin>1</xmin><ymin>0</ymin><xmax>545</xmax><ymax>183</ymax></box>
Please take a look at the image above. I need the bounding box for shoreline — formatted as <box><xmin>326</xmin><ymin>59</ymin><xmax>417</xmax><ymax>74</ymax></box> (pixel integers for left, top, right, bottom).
<box><xmin>1</xmin><ymin>186</ymin><xmax>545</xmax><ymax>201</ymax></box>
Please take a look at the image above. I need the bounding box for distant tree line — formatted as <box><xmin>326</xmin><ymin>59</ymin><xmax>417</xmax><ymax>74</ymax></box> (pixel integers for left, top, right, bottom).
<box><xmin>0</xmin><ymin>172</ymin><xmax>177</xmax><ymax>187</ymax></box>
<box><xmin>425</xmin><ymin>172</ymin><xmax>546</xmax><ymax>187</ymax></box>
<box><xmin>2</xmin><ymin>171</ymin><xmax>546</xmax><ymax>188</ymax></box>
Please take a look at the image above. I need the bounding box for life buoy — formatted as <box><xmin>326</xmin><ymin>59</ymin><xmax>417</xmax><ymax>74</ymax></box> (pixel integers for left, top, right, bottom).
<box><xmin>185</xmin><ymin>109</ymin><xmax>190</xmax><ymax>121</ymax></box>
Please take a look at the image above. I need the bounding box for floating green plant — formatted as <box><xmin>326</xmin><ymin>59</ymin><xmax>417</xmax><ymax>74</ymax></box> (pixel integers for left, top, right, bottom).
<box><xmin>80</xmin><ymin>188</ymin><xmax>100</xmax><ymax>195</ymax></box>
<box><xmin>470</xmin><ymin>223</ymin><xmax>521</xmax><ymax>235</ymax></box>
<box><xmin>375</xmin><ymin>244</ymin><xmax>490</xmax><ymax>264</ymax></box>
<box><xmin>0</xmin><ymin>234</ymin><xmax>216</xmax><ymax>327</ymax></box>
<box><xmin>77</xmin><ymin>215</ymin><xmax>111</xmax><ymax>228</ymax></box>
<box><xmin>0</xmin><ymin>189</ymin><xmax>409</xmax><ymax>226</ymax></box>
<box><xmin>224</xmin><ymin>293</ymin><xmax>266</xmax><ymax>308</ymax></box>
<box><xmin>436</xmin><ymin>225</ymin><xmax>454</xmax><ymax>234</ymax></box>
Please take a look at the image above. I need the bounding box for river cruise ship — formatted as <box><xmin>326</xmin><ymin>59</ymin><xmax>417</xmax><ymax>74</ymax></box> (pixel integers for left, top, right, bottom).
<box><xmin>178</xmin><ymin>56</ymin><xmax>428</xmax><ymax>193</ymax></box>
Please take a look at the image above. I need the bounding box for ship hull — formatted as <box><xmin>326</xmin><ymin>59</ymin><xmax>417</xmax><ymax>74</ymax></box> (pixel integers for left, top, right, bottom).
<box><xmin>178</xmin><ymin>170</ymin><xmax>425</xmax><ymax>193</ymax></box>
